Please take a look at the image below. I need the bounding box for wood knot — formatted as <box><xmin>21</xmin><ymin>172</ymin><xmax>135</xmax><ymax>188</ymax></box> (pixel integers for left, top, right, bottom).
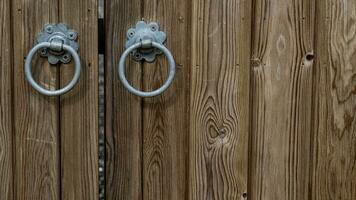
<box><xmin>218</xmin><ymin>128</ymin><xmax>227</xmax><ymax>138</ymax></box>
<box><xmin>178</xmin><ymin>16</ymin><xmax>185</xmax><ymax>23</ymax></box>
<box><xmin>251</xmin><ymin>58</ymin><xmax>262</xmax><ymax>68</ymax></box>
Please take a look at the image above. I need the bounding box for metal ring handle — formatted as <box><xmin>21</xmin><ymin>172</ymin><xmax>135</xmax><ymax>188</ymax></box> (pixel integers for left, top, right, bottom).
<box><xmin>25</xmin><ymin>42</ymin><xmax>81</xmax><ymax>96</ymax></box>
<box><xmin>118</xmin><ymin>41</ymin><xmax>176</xmax><ymax>97</ymax></box>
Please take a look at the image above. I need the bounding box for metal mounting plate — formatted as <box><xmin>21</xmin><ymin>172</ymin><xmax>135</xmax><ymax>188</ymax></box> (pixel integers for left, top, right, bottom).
<box><xmin>37</xmin><ymin>23</ymin><xmax>79</xmax><ymax>65</ymax></box>
<box><xmin>125</xmin><ymin>21</ymin><xmax>167</xmax><ymax>62</ymax></box>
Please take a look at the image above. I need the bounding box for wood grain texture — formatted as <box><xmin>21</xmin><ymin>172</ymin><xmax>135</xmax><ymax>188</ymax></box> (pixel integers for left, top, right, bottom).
<box><xmin>141</xmin><ymin>0</ymin><xmax>191</xmax><ymax>199</ymax></box>
<box><xmin>105</xmin><ymin>0</ymin><xmax>143</xmax><ymax>199</ymax></box>
<box><xmin>311</xmin><ymin>0</ymin><xmax>356</xmax><ymax>199</ymax></box>
<box><xmin>12</xmin><ymin>0</ymin><xmax>60</xmax><ymax>199</ymax></box>
<box><xmin>249</xmin><ymin>0</ymin><xmax>315</xmax><ymax>199</ymax></box>
<box><xmin>59</xmin><ymin>0</ymin><xmax>99</xmax><ymax>199</ymax></box>
<box><xmin>189</xmin><ymin>0</ymin><xmax>252</xmax><ymax>199</ymax></box>
<box><xmin>0</xmin><ymin>0</ymin><xmax>13</xmax><ymax>199</ymax></box>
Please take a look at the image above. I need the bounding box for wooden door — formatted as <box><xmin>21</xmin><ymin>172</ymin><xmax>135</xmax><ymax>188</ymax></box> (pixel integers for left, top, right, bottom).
<box><xmin>105</xmin><ymin>0</ymin><xmax>252</xmax><ymax>199</ymax></box>
<box><xmin>1</xmin><ymin>0</ymin><xmax>356</xmax><ymax>199</ymax></box>
<box><xmin>0</xmin><ymin>0</ymin><xmax>99</xmax><ymax>199</ymax></box>
<box><xmin>105</xmin><ymin>0</ymin><xmax>356</xmax><ymax>200</ymax></box>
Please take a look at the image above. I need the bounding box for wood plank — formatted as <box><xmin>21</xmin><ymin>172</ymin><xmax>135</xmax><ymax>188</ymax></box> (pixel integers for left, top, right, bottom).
<box><xmin>59</xmin><ymin>1</ymin><xmax>99</xmax><ymax>199</ymax></box>
<box><xmin>0</xmin><ymin>0</ymin><xmax>13</xmax><ymax>199</ymax></box>
<box><xmin>141</xmin><ymin>0</ymin><xmax>191</xmax><ymax>199</ymax></box>
<box><xmin>311</xmin><ymin>0</ymin><xmax>356</xmax><ymax>199</ymax></box>
<box><xmin>189</xmin><ymin>0</ymin><xmax>252</xmax><ymax>199</ymax></box>
<box><xmin>105</xmin><ymin>0</ymin><xmax>143</xmax><ymax>199</ymax></box>
<box><xmin>12</xmin><ymin>0</ymin><xmax>60</xmax><ymax>199</ymax></box>
<box><xmin>249</xmin><ymin>0</ymin><xmax>315</xmax><ymax>199</ymax></box>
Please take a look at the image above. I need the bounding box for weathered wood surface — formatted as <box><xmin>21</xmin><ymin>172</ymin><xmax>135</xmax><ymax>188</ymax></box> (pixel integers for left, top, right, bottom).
<box><xmin>189</xmin><ymin>0</ymin><xmax>252</xmax><ymax>199</ymax></box>
<box><xmin>141</xmin><ymin>0</ymin><xmax>191</xmax><ymax>199</ymax></box>
<box><xmin>105</xmin><ymin>0</ymin><xmax>143</xmax><ymax>199</ymax></box>
<box><xmin>3</xmin><ymin>0</ymin><xmax>356</xmax><ymax>199</ymax></box>
<box><xmin>106</xmin><ymin>0</ymin><xmax>252</xmax><ymax>199</ymax></box>
<box><xmin>249</xmin><ymin>0</ymin><xmax>315</xmax><ymax>199</ymax></box>
<box><xmin>9</xmin><ymin>0</ymin><xmax>99</xmax><ymax>199</ymax></box>
<box><xmin>311</xmin><ymin>0</ymin><xmax>356</xmax><ymax>199</ymax></box>
<box><xmin>59</xmin><ymin>0</ymin><xmax>99</xmax><ymax>199</ymax></box>
<box><xmin>0</xmin><ymin>0</ymin><xmax>13</xmax><ymax>199</ymax></box>
<box><xmin>12</xmin><ymin>0</ymin><xmax>60</xmax><ymax>199</ymax></box>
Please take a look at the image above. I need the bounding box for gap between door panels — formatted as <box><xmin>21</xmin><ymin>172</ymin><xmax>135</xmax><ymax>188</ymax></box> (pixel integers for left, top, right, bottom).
<box><xmin>98</xmin><ymin>0</ymin><xmax>105</xmax><ymax>199</ymax></box>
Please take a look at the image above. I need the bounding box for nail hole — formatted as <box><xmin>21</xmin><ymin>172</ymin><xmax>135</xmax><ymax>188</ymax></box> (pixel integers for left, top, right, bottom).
<box><xmin>306</xmin><ymin>53</ymin><xmax>314</xmax><ymax>61</ymax></box>
<box><xmin>242</xmin><ymin>193</ymin><xmax>247</xmax><ymax>198</ymax></box>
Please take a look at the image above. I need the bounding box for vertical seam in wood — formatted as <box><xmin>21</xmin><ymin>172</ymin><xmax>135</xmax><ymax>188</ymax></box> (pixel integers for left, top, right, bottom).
<box><xmin>140</xmin><ymin>97</ymin><xmax>144</xmax><ymax>200</ymax></box>
<box><xmin>185</xmin><ymin>0</ymin><xmax>191</xmax><ymax>199</ymax></box>
<box><xmin>140</xmin><ymin>93</ymin><xmax>144</xmax><ymax>200</ymax></box>
<box><xmin>248</xmin><ymin>0</ymin><xmax>257</xmax><ymax>199</ymax></box>
<box><xmin>186</xmin><ymin>1</ymin><xmax>192</xmax><ymax>198</ymax></box>
<box><xmin>57</xmin><ymin>0</ymin><xmax>62</xmax><ymax>198</ymax></box>
<box><xmin>140</xmin><ymin>1</ymin><xmax>144</xmax><ymax>200</ymax></box>
<box><xmin>308</xmin><ymin>0</ymin><xmax>318</xmax><ymax>199</ymax></box>
<box><xmin>102</xmin><ymin>3</ymin><xmax>105</xmax><ymax>199</ymax></box>
<box><xmin>9</xmin><ymin>0</ymin><xmax>15</xmax><ymax>198</ymax></box>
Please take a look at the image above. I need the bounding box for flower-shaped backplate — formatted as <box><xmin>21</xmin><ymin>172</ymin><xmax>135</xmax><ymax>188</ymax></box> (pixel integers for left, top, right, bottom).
<box><xmin>37</xmin><ymin>23</ymin><xmax>79</xmax><ymax>65</ymax></box>
<box><xmin>125</xmin><ymin>21</ymin><xmax>167</xmax><ymax>62</ymax></box>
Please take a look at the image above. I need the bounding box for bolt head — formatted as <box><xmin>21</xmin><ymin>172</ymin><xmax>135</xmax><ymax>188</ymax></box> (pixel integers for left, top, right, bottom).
<box><xmin>45</xmin><ymin>25</ymin><xmax>54</xmax><ymax>34</ymax></box>
<box><xmin>134</xmin><ymin>52</ymin><xmax>142</xmax><ymax>60</ymax></box>
<box><xmin>68</xmin><ymin>31</ymin><xmax>77</xmax><ymax>40</ymax></box>
<box><xmin>127</xmin><ymin>30</ymin><xmax>135</xmax><ymax>38</ymax></box>
<box><xmin>62</xmin><ymin>54</ymin><xmax>71</xmax><ymax>63</ymax></box>
<box><xmin>40</xmin><ymin>48</ymin><xmax>47</xmax><ymax>56</ymax></box>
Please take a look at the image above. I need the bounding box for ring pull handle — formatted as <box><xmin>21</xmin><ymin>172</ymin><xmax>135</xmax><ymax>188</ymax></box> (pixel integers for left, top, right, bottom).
<box><xmin>118</xmin><ymin>21</ymin><xmax>176</xmax><ymax>97</ymax></box>
<box><xmin>25</xmin><ymin>24</ymin><xmax>80</xmax><ymax>96</ymax></box>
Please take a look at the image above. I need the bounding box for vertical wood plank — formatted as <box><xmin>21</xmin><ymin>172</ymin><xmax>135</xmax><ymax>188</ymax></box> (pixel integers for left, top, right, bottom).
<box><xmin>0</xmin><ymin>0</ymin><xmax>13</xmax><ymax>199</ymax></box>
<box><xmin>141</xmin><ymin>0</ymin><xmax>191</xmax><ymax>199</ymax></box>
<box><xmin>189</xmin><ymin>0</ymin><xmax>252</xmax><ymax>199</ymax></box>
<box><xmin>249</xmin><ymin>0</ymin><xmax>315</xmax><ymax>199</ymax></box>
<box><xmin>12</xmin><ymin>0</ymin><xmax>60</xmax><ymax>199</ymax></box>
<box><xmin>59</xmin><ymin>0</ymin><xmax>99</xmax><ymax>199</ymax></box>
<box><xmin>311</xmin><ymin>0</ymin><xmax>356</xmax><ymax>199</ymax></box>
<box><xmin>105</xmin><ymin>0</ymin><xmax>143</xmax><ymax>199</ymax></box>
